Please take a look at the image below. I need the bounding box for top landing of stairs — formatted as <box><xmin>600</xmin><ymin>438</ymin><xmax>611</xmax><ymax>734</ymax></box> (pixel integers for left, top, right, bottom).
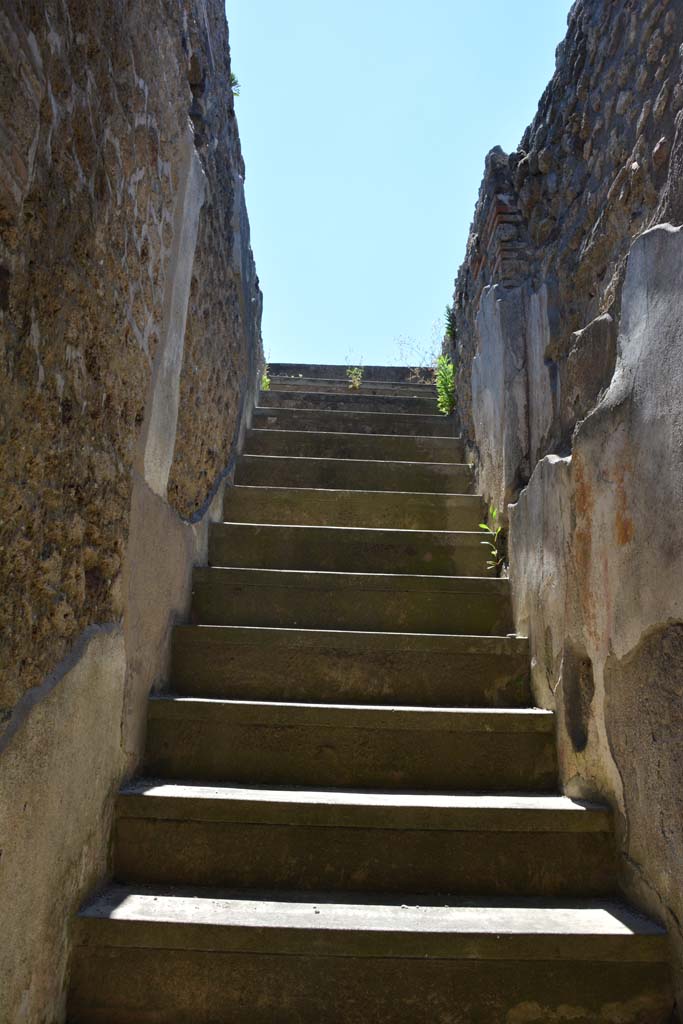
<box><xmin>269</xmin><ymin>363</ymin><xmax>433</xmax><ymax>384</ymax></box>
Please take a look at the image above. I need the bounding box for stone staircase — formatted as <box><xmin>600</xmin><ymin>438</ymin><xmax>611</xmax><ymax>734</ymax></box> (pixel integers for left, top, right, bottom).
<box><xmin>68</xmin><ymin>365</ymin><xmax>673</xmax><ymax>1022</ymax></box>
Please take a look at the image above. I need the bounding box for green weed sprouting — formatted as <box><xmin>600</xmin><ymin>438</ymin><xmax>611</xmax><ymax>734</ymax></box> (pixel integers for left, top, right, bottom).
<box><xmin>346</xmin><ymin>366</ymin><xmax>364</xmax><ymax>390</ymax></box>
<box><xmin>261</xmin><ymin>366</ymin><xmax>271</xmax><ymax>391</ymax></box>
<box><xmin>479</xmin><ymin>505</ymin><xmax>506</xmax><ymax>575</ymax></box>
<box><xmin>435</xmin><ymin>355</ymin><xmax>455</xmax><ymax>415</ymax></box>
<box><xmin>230</xmin><ymin>72</ymin><xmax>240</xmax><ymax>97</ymax></box>
<box><xmin>444</xmin><ymin>304</ymin><xmax>457</xmax><ymax>343</ymax></box>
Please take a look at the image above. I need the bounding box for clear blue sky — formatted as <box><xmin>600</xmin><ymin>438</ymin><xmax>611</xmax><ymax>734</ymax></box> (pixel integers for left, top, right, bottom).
<box><xmin>227</xmin><ymin>1</ymin><xmax>571</xmax><ymax>366</ymax></box>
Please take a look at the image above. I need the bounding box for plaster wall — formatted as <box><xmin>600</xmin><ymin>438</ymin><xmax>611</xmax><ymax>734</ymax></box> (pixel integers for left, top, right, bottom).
<box><xmin>510</xmin><ymin>225</ymin><xmax>683</xmax><ymax>1008</ymax></box>
<box><xmin>471</xmin><ymin>285</ymin><xmax>528</xmax><ymax>510</ymax></box>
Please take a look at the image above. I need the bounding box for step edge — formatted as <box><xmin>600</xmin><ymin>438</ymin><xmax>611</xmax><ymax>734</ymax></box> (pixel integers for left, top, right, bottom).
<box><xmin>193</xmin><ymin>565</ymin><xmax>509</xmax><ymax>592</ymax></box>
<box><xmin>254</xmin><ymin>407</ymin><xmax>451</xmax><ymax>422</ymax></box>
<box><xmin>147</xmin><ymin>695</ymin><xmax>553</xmax><ymax>732</ymax></box>
<box><xmin>172</xmin><ymin>623</ymin><xmax>528</xmax><ymax>650</ymax></box>
<box><xmin>238</xmin><ymin>453</ymin><xmax>473</xmax><ymax>470</ymax></box>
<box><xmin>227</xmin><ymin>485</ymin><xmax>482</xmax><ymax>500</ymax></box>
<box><xmin>247</xmin><ymin>427</ymin><xmax>463</xmax><ymax>443</ymax></box>
<box><xmin>116</xmin><ymin>783</ymin><xmax>611</xmax><ymax>832</ymax></box>
<box><xmin>213</xmin><ymin>522</ymin><xmax>485</xmax><ymax>539</ymax></box>
<box><xmin>74</xmin><ymin>889</ymin><xmax>667</xmax><ymax>961</ymax></box>
<box><xmin>260</xmin><ymin>391</ymin><xmax>438</xmax><ymax>404</ymax></box>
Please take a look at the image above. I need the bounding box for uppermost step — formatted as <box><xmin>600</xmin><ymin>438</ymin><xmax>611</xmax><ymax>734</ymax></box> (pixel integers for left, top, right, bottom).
<box><xmin>259</xmin><ymin>389</ymin><xmax>438</xmax><ymax>416</ymax></box>
<box><xmin>267</xmin><ymin>378</ymin><xmax>435</xmax><ymax>398</ymax></box>
<box><xmin>269</xmin><ymin>363</ymin><xmax>433</xmax><ymax>384</ymax></box>
<box><xmin>268</xmin><ymin>363</ymin><xmax>436</xmax><ymax>401</ymax></box>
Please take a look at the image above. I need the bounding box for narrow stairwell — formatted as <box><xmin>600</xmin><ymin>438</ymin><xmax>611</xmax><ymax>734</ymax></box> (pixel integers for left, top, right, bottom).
<box><xmin>68</xmin><ymin>365</ymin><xmax>673</xmax><ymax>1022</ymax></box>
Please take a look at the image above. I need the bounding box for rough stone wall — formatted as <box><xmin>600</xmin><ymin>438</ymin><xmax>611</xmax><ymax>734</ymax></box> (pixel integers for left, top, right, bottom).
<box><xmin>0</xmin><ymin>2</ymin><xmax>262</xmax><ymax>1020</ymax></box>
<box><xmin>450</xmin><ymin>0</ymin><xmax>683</xmax><ymax>1011</ymax></box>
<box><xmin>453</xmin><ymin>0</ymin><xmax>683</xmax><ymax>479</ymax></box>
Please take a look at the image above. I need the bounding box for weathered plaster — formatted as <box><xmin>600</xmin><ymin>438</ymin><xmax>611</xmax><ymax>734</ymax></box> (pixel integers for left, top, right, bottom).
<box><xmin>509</xmin><ymin>224</ymin><xmax>683</xmax><ymax>1009</ymax></box>
<box><xmin>525</xmin><ymin>284</ymin><xmax>556</xmax><ymax>464</ymax></box>
<box><xmin>510</xmin><ymin>453</ymin><xmax>573</xmax><ymax>713</ymax></box>
<box><xmin>573</xmin><ymin>225</ymin><xmax>683</xmax><ymax>667</ymax></box>
<box><xmin>0</xmin><ymin>629</ymin><xmax>126</xmax><ymax>1024</ymax></box>
<box><xmin>472</xmin><ymin>284</ymin><xmax>528</xmax><ymax>510</ymax></box>
<box><xmin>142</xmin><ymin>128</ymin><xmax>206</xmax><ymax>498</ymax></box>
<box><xmin>560</xmin><ymin>313</ymin><xmax>617</xmax><ymax>444</ymax></box>
<box><xmin>119</xmin><ymin>471</ymin><xmax>225</xmax><ymax>770</ymax></box>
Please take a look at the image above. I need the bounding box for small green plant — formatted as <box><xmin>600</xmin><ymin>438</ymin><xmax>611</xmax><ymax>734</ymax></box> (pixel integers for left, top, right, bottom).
<box><xmin>444</xmin><ymin>304</ymin><xmax>457</xmax><ymax>343</ymax></box>
<box><xmin>261</xmin><ymin>365</ymin><xmax>270</xmax><ymax>391</ymax></box>
<box><xmin>230</xmin><ymin>72</ymin><xmax>240</xmax><ymax>97</ymax></box>
<box><xmin>435</xmin><ymin>354</ymin><xmax>455</xmax><ymax>415</ymax></box>
<box><xmin>346</xmin><ymin>366</ymin><xmax>364</xmax><ymax>390</ymax></box>
<box><xmin>479</xmin><ymin>505</ymin><xmax>506</xmax><ymax>575</ymax></box>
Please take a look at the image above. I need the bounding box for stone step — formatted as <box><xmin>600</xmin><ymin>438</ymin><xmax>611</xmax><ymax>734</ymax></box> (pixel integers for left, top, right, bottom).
<box><xmin>145</xmin><ymin>697</ymin><xmax>557</xmax><ymax>791</ymax></box>
<box><xmin>259</xmin><ymin>388</ymin><xmax>438</xmax><ymax>414</ymax></box>
<box><xmin>112</xmin><ymin>782</ymin><xmax>614</xmax><ymax>897</ymax></box>
<box><xmin>170</xmin><ymin>625</ymin><xmax>531</xmax><ymax>707</ymax></box>
<box><xmin>223</xmin><ymin>485</ymin><xmax>484</xmax><ymax>530</ymax></box>
<box><xmin>70</xmin><ymin>887</ymin><xmax>672</xmax><ymax>1024</ymax></box>
<box><xmin>191</xmin><ymin>567</ymin><xmax>512</xmax><ymax>636</ymax></box>
<box><xmin>252</xmin><ymin>407</ymin><xmax>455</xmax><ymax>438</ymax></box>
<box><xmin>70</xmin><ymin>886</ymin><xmax>672</xmax><ymax>1024</ymax></box>
<box><xmin>268</xmin><ymin>376</ymin><xmax>436</xmax><ymax>397</ymax></box>
<box><xmin>113</xmin><ymin>784</ymin><xmax>616</xmax><ymax>896</ymax></box>
<box><xmin>209</xmin><ymin>523</ymin><xmax>489</xmax><ymax>576</ymax></box>
<box><xmin>235</xmin><ymin>454</ymin><xmax>474</xmax><ymax>493</ymax></box>
<box><xmin>243</xmin><ymin>427</ymin><xmax>465</xmax><ymax>464</ymax></box>
<box><xmin>269</xmin><ymin>362</ymin><xmax>426</xmax><ymax>382</ymax></box>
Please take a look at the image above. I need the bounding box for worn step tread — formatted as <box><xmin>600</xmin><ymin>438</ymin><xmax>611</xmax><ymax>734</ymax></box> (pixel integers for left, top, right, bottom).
<box><xmin>252</xmin><ymin>407</ymin><xmax>456</xmax><ymax>437</ymax></box>
<box><xmin>267</xmin><ymin>378</ymin><xmax>437</xmax><ymax>391</ymax></box>
<box><xmin>209</xmin><ymin>522</ymin><xmax>489</xmax><ymax>577</ymax></box>
<box><xmin>148</xmin><ymin>696</ymin><xmax>552</xmax><ymax>733</ymax></box>
<box><xmin>112</xmin><ymin>784</ymin><xmax>616</xmax><ymax>895</ymax></box>
<box><xmin>262</xmin><ymin>385</ymin><xmax>436</xmax><ymax>395</ymax></box>
<box><xmin>145</xmin><ymin>696</ymin><xmax>556</xmax><ymax>791</ymax></box>
<box><xmin>169</xmin><ymin>626</ymin><xmax>530</xmax><ymax>708</ymax></box>
<box><xmin>118</xmin><ymin>781</ymin><xmax>610</xmax><ymax>833</ymax></box>
<box><xmin>254</xmin><ymin>405</ymin><xmax>450</xmax><ymax>420</ymax></box>
<box><xmin>257</xmin><ymin>406</ymin><xmax>445</xmax><ymax>418</ymax></box>
<box><xmin>265</xmin><ymin>380</ymin><xmax>437</xmax><ymax>401</ymax></box>
<box><xmin>235</xmin><ymin>454</ymin><xmax>474</xmax><ymax>493</ymax></box>
<box><xmin>222</xmin><ymin>485</ymin><xmax>483</xmax><ymax>530</ymax></box>
<box><xmin>237</xmin><ymin>453</ymin><xmax>471</xmax><ymax>468</ymax></box>
<box><xmin>76</xmin><ymin>885</ymin><xmax>668</xmax><ymax>962</ymax></box>
<box><xmin>269</xmin><ymin>363</ymin><xmax>429</xmax><ymax>383</ymax></box>
<box><xmin>228</xmin><ymin>484</ymin><xmax>478</xmax><ymax>498</ymax></box>
<box><xmin>216</xmin><ymin>522</ymin><xmax>483</xmax><ymax>539</ymax></box>
<box><xmin>243</xmin><ymin>428</ymin><xmax>465</xmax><ymax>464</ymax></box>
<box><xmin>195</xmin><ymin>565</ymin><xmax>509</xmax><ymax>593</ymax></box>
<box><xmin>258</xmin><ymin>390</ymin><xmax>439</xmax><ymax>414</ymax></box>
<box><xmin>173</xmin><ymin>623</ymin><xmax>526</xmax><ymax>652</ymax></box>
<box><xmin>214</xmin><ymin>524</ymin><xmax>485</xmax><ymax>540</ymax></box>
<box><xmin>191</xmin><ymin>566</ymin><xmax>512</xmax><ymax>635</ymax></box>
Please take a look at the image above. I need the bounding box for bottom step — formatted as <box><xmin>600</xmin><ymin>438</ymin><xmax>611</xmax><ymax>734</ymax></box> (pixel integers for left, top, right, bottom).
<box><xmin>69</xmin><ymin>886</ymin><xmax>673</xmax><ymax>1023</ymax></box>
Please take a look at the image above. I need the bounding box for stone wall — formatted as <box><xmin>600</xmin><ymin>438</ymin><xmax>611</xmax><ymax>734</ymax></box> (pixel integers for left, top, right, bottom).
<box><xmin>0</xmin><ymin>2</ymin><xmax>262</xmax><ymax>1020</ymax></box>
<box><xmin>450</xmin><ymin>0</ymin><xmax>683</xmax><ymax>1011</ymax></box>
